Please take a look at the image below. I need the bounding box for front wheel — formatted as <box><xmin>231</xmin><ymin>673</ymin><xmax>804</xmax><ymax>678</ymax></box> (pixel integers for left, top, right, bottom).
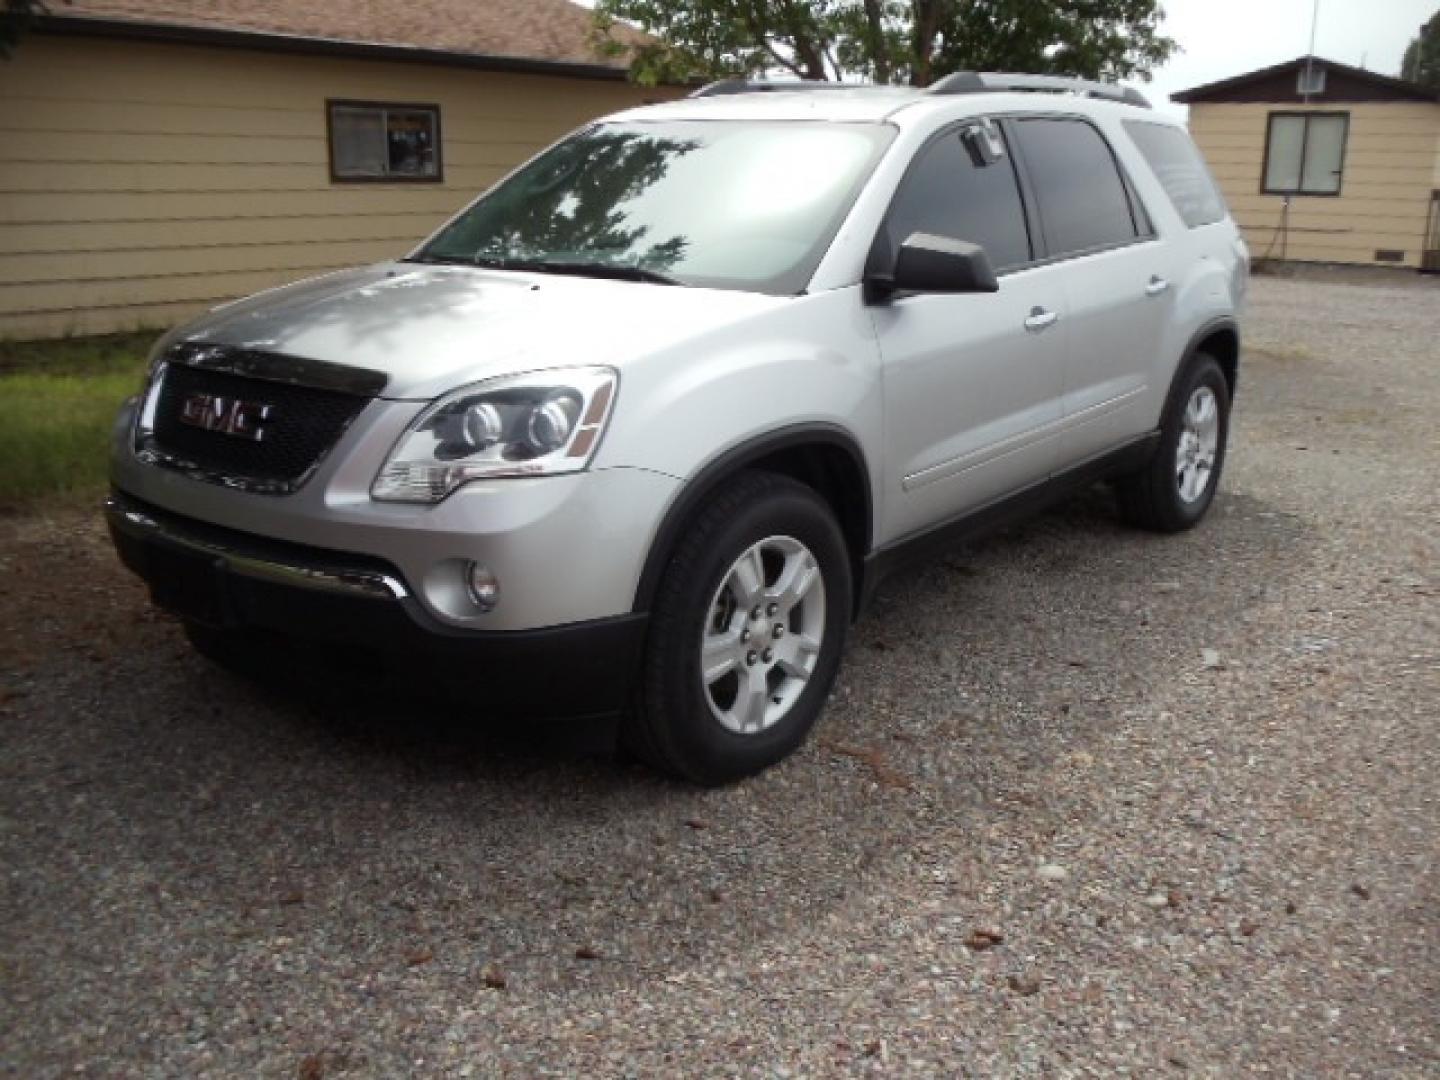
<box><xmin>1117</xmin><ymin>353</ymin><xmax>1231</xmax><ymax>532</ymax></box>
<box><xmin>625</xmin><ymin>471</ymin><xmax>852</xmax><ymax>785</ymax></box>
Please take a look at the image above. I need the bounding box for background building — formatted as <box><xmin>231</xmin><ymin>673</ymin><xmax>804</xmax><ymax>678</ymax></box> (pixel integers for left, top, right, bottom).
<box><xmin>0</xmin><ymin>0</ymin><xmax>673</xmax><ymax>339</ymax></box>
<box><xmin>1175</xmin><ymin>56</ymin><xmax>1440</xmax><ymax>271</ymax></box>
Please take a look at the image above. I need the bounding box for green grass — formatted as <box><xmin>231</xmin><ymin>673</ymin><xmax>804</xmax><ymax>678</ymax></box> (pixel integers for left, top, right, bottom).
<box><xmin>0</xmin><ymin>332</ymin><xmax>159</xmax><ymax>512</ymax></box>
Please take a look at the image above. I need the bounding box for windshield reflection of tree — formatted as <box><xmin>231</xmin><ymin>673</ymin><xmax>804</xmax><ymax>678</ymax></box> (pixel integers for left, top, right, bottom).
<box><xmin>464</xmin><ymin>131</ymin><xmax>698</xmax><ymax>273</ymax></box>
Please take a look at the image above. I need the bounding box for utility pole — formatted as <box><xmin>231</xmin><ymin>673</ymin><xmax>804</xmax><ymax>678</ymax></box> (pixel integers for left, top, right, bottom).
<box><xmin>1303</xmin><ymin>0</ymin><xmax>1321</xmax><ymax>104</ymax></box>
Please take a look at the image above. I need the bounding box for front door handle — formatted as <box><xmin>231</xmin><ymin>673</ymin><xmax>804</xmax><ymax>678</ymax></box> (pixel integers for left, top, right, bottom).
<box><xmin>1145</xmin><ymin>275</ymin><xmax>1170</xmax><ymax>297</ymax></box>
<box><xmin>1024</xmin><ymin>306</ymin><xmax>1059</xmax><ymax>332</ymax></box>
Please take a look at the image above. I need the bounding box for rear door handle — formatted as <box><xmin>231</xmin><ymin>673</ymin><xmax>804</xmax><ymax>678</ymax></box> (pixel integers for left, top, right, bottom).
<box><xmin>1024</xmin><ymin>306</ymin><xmax>1059</xmax><ymax>332</ymax></box>
<box><xmin>1145</xmin><ymin>275</ymin><xmax>1170</xmax><ymax>297</ymax></box>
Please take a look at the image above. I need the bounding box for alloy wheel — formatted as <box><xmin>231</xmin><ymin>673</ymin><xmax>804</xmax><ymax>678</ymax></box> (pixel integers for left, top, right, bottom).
<box><xmin>699</xmin><ymin>535</ymin><xmax>826</xmax><ymax>735</ymax></box>
<box><xmin>1176</xmin><ymin>385</ymin><xmax>1220</xmax><ymax>504</ymax></box>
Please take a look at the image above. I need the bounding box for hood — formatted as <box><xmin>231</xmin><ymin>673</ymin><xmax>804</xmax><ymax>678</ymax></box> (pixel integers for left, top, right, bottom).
<box><xmin>170</xmin><ymin>263</ymin><xmax>788</xmax><ymax>400</ymax></box>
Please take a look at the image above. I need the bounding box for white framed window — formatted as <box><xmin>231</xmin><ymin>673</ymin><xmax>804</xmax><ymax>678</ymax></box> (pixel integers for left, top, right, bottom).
<box><xmin>328</xmin><ymin>100</ymin><xmax>442</xmax><ymax>183</ymax></box>
<box><xmin>1262</xmin><ymin>112</ymin><xmax>1347</xmax><ymax>196</ymax></box>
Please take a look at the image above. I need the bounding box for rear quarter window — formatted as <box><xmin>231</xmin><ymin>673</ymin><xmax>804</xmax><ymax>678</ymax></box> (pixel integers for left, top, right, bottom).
<box><xmin>1123</xmin><ymin>121</ymin><xmax>1227</xmax><ymax>229</ymax></box>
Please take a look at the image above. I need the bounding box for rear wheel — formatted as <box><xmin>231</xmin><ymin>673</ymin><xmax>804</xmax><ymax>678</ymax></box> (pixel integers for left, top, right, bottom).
<box><xmin>625</xmin><ymin>471</ymin><xmax>851</xmax><ymax>785</ymax></box>
<box><xmin>1117</xmin><ymin>353</ymin><xmax>1230</xmax><ymax>532</ymax></box>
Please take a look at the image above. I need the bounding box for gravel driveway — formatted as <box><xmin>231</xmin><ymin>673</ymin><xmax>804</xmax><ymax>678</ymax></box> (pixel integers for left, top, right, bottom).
<box><xmin>2</xmin><ymin>273</ymin><xmax>1436</xmax><ymax>1077</ymax></box>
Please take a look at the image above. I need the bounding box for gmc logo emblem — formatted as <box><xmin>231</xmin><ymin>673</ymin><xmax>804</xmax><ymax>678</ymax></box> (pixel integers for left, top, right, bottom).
<box><xmin>179</xmin><ymin>393</ymin><xmax>273</xmax><ymax>442</ymax></box>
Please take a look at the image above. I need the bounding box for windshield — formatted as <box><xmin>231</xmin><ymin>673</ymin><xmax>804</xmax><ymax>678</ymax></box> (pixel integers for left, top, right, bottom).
<box><xmin>415</xmin><ymin>120</ymin><xmax>896</xmax><ymax>295</ymax></box>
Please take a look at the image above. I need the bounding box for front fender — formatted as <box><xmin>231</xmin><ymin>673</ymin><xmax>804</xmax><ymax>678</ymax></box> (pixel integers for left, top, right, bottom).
<box><xmin>595</xmin><ymin>287</ymin><xmax>884</xmax><ymax>497</ymax></box>
<box><xmin>593</xmin><ymin>287</ymin><xmax>884</xmax><ymax>613</ymax></box>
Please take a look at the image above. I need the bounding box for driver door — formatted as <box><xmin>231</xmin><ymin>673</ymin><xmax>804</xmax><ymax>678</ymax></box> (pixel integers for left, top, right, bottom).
<box><xmin>870</xmin><ymin>120</ymin><xmax>1071</xmax><ymax>544</ymax></box>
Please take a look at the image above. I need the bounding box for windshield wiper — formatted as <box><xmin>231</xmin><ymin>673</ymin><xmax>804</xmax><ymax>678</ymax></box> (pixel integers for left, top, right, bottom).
<box><xmin>408</xmin><ymin>253</ymin><xmax>681</xmax><ymax>285</ymax></box>
<box><xmin>524</xmin><ymin>260</ymin><xmax>682</xmax><ymax>286</ymax></box>
<box><xmin>404</xmin><ymin>253</ymin><xmax>484</xmax><ymax>266</ymax></box>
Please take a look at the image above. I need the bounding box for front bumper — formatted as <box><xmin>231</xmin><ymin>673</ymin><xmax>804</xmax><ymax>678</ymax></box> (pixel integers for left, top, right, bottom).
<box><xmin>107</xmin><ymin>491</ymin><xmax>647</xmax><ymax>718</ymax></box>
<box><xmin>110</xmin><ymin>396</ymin><xmax>682</xmax><ymax>631</ymax></box>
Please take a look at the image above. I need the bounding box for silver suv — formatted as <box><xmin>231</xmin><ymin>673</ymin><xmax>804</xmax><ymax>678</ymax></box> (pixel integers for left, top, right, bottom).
<box><xmin>108</xmin><ymin>73</ymin><xmax>1247</xmax><ymax>784</ymax></box>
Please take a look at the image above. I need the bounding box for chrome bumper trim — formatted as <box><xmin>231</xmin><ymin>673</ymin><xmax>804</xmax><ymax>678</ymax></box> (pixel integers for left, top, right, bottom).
<box><xmin>105</xmin><ymin>497</ymin><xmax>409</xmax><ymax>601</ymax></box>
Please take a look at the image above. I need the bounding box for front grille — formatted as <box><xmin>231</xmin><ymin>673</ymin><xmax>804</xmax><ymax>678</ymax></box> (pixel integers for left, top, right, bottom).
<box><xmin>148</xmin><ymin>362</ymin><xmax>370</xmax><ymax>489</ymax></box>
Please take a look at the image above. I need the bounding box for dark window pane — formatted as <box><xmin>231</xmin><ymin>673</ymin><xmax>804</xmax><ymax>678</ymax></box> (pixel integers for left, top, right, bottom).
<box><xmin>884</xmin><ymin>124</ymin><xmax>1031</xmax><ymax>272</ymax></box>
<box><xmin>386</xmin><ymin>110</ymin><xmax>438</xmax><ymax>177</ymax></box>
<box><xmin>1124</xmin><ymin>120</ymin><xmax>1226</xmax><ymax>228</ymax></box>
<box><xmin>1013</xmin><ymin>118</ymin><xmax>1138</xmax><ymax>257</ymax></box>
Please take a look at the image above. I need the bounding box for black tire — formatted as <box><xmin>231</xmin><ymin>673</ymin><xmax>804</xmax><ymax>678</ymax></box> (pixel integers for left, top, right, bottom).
<box><xmin>624</xmin><ymin>470</ymin><xmax>852</xmax><ymax>785</ymax></box>
<box><xmin>1116</xmin><ymin>352</ymin><xmax>1231</xmax><ymax>532</ymax></box>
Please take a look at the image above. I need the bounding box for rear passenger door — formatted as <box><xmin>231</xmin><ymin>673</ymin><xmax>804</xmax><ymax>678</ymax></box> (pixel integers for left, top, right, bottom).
<box><xmin>871</xmin><ymin>119</ymin><xmax>1072</xmax><ymax>543</ymax></box>
<box><xmin>1007</xmin><ymin>116</ymin><xmax>1175</xmax><ymax>462</ymax></box>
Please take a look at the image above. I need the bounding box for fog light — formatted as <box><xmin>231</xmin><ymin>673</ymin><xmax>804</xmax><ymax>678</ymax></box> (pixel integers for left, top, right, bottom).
<box><xmin>466</xmin><ymin>562</ymin><xmax>500</xmax><ymax>611</ymax></box>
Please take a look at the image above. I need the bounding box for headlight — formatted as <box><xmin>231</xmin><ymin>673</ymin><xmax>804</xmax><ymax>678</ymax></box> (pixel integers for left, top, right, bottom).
<box><xmin>372</xmin><ymin>366</ymin><xmax>618</xmax><ymax>503</ymax></box>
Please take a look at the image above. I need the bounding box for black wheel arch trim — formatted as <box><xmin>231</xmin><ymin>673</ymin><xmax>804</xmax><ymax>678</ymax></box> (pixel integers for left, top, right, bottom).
<box><xmin>1180</xmin><ymin>316</ymin><xmax>1241</xmax><ymax>399</ymax></box>
<box><xmin>631</xmin><ymin>423</ymin><xmax>873</xmax><ymax>615</ymax></box>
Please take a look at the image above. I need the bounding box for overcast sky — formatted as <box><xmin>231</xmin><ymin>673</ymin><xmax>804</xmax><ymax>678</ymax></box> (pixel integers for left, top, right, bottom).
<box><xmin>1131</xmin><ymin>0</ymin><xmax>1436</xmax><ymax>117</ymax></box>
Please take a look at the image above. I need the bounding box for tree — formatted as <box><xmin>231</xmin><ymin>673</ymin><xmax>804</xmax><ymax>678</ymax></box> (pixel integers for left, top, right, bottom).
<box><xmin>1400</xmin><ymin>9</ymin><xmax>1440</xmax><ymax>90</ymax></box>
<box><xmin>593</xmin><ymin>0</ymin><xmax>1177</xmax><ymax>87</ymax></box>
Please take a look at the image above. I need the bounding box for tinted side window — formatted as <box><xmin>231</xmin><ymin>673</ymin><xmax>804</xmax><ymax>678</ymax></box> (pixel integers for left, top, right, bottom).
<box><xmin>1012</xmin><ymin>118</ymin><xmax>1138</xmax><ymax>257</ymax></box>
<box><xmin>885</xmin><ymin>123</ymin><xmax>1032</xmax><ymax>272</ymax></box>
<box><xmin>1124</xmin><ymin>120</ymin><xmax>1226</xmax><ymax>227</ymax></box>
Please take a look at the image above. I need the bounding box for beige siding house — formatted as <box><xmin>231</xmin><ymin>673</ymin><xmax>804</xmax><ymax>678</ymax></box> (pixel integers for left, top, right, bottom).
<box><xmin>1174</xmin><ymin>57</ymin><xmax>1440</xmax><ymax>271</ymax></box>
<box><xmin>0</xmin><ymin>0</ymin><xmax>676</xmax><ymax>339</ymax></box>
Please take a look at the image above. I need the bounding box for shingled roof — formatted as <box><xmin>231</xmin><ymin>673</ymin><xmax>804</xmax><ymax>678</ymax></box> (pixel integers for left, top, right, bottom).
<box><xmin>1173</xmin><ymin>55</ymin><xmax>1440</xmax><ymax>104</ymax></box>
<box><xmin>37</xmin><ymin>0</ymin><xmax>651</xmax><ymax>80</ymax></box>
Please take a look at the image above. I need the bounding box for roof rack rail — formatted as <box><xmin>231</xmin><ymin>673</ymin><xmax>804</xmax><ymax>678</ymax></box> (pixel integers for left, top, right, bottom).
<box><xmin>928</xmin><ymin>71</ymin><xmax>1151</xmax><ymax>109</ymax></box>
<box><xmin>689</xmin><ymin>78</ymin><xmax>875</xmax><ymax>98</ymax></box>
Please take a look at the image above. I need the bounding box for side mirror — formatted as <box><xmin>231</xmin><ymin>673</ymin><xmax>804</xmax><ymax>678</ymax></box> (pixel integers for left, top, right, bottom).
<box><xmin>865</xmin><ymin>232</ymin><xmax>1000</xmax><ymax>301</ymax></box>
